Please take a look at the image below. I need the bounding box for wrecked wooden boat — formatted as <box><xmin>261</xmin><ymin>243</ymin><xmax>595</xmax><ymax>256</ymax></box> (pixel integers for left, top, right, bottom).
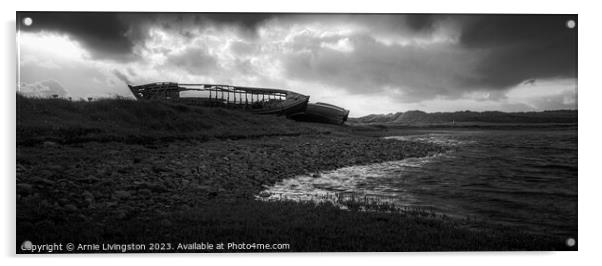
<box><xmin>289</xmin><ymin>102</ymin><xmax>350</xmax><ymax>125</ymax></box>
<box><xmin>128</xmin><ymin>82</ymin><xmax>309</xmax><ymax>116</ymax></box>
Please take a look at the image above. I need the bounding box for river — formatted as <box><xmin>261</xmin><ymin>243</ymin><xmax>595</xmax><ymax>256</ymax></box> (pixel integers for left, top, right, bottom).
<box><xmin>258</xmin><ymin>128</ymin><xmax>578</xmax><ymax>238</ymax></box>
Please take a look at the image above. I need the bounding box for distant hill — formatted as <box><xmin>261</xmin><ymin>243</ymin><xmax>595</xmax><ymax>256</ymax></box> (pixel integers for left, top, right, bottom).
<box><xmin>348</xmin><ymin>110</ymin><xmax>577</xmax><ymax>125</ymax></box>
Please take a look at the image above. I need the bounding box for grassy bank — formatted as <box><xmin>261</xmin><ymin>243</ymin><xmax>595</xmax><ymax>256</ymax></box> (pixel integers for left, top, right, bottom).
<box><xmin>16</xmin><ymin>95</ymin><xmax>573</xmax><ymax>252</ymax></box>
<box><xmin>17</xmin><ymin>94</ymin><xmax>329</xmax><ymax>146</ymax></box>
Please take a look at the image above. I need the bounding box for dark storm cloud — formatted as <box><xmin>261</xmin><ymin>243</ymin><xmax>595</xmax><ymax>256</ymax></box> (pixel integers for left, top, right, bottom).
<box><xmin>18</xmin><ymin>12</ymin><xmax>136</xmax><ymax>61</ymax></box>
<box><xmin>143</xmin><ymin>13</ymin><xmax>277</xmax><ymax>40</ymax></box>
<box><xmin>458</xmin><ymin>15</ymin><xmax>577</xmax><ymax>89</ymax></box>
<box><xmin>196</xmin><ymin>13</ymin><xmax>274</xmax><ymax>31</ymax></box>
<box><xmin>17</xmin><ymin>12</ymin><xmax>577</xmax><ymax>106</ymax></box>
<box><xmin>278</xmin><ymin>14</ymin><xmax>576</xmax><ymax>101</ymax></box>
<box><xmin>404</xmin><ymin>14</ymin><xmax>437</xmax><ymax>32</ymax></box>
<box><xmin>16</xmin><ymin>12</ymin><xmax>275</xmax><ymax>61</ymax></box>
<box><xmin>281</xmin><ymin>33</ymin><xmax>479</xmax><ymax>102</ymax></box>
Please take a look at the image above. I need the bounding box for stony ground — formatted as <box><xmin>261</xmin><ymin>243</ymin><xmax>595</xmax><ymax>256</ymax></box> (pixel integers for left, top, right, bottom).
<box><xmin>16</xmin><ymin>134</ymin><xmax>447</xmax><ymax>244</ymax></box>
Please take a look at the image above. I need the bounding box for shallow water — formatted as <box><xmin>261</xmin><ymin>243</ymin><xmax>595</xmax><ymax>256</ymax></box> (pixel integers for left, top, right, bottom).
<box><xmin>257</xmin><ymin>128</ymin><xmax>577</xmax><ymax>237</ymax></box>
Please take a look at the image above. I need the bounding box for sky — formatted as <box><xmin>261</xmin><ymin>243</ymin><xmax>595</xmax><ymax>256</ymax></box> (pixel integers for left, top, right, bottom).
<box><xmin>16</xmin><ymin>12</ymin><xmax>577</xmax><ymax>117</ymax></box>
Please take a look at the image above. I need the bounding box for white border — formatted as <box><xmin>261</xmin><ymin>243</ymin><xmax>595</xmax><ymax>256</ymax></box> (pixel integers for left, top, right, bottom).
<box><xmin>2</xmin><ymin>0</ymin><xmax>601</xmax><ymax>265</ymax></box>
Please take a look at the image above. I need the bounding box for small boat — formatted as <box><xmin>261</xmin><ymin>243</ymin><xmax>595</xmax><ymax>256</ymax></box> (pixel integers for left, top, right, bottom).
<box><xmin>128</xmin><ymin>82</ymin><xmax>309</xmax><ymax>116</ymax></box>
<box><xmin>289</xmin><ymin>102</ymin><xmax>350</xmax><ymax>125</ymax></box>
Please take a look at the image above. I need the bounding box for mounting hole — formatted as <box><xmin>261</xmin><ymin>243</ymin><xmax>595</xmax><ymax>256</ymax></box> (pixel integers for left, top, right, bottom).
<box><xmin>566</xmin><ymin>19</ymin><xmax>576</xmax><ymax>29</ymax></box>
<box><xmin>566</xmin><ymin>237</ymin><xmax>576</xmax><ymax>247</ymax></box>
<box><xmin>22</xmin><ymin>17</ymin><xmax>33</xmax><ymax>26</ymax></box>
<box><xmin>21</xmin><ymin>240</ymin><xmax>32</xmax><ymax>250</ymax></box>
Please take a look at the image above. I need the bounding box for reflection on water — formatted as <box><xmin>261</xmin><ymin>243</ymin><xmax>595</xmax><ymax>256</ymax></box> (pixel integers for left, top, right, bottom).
<box><xmin>257</xmin><ymin>129</ymin><xmax>577</xmax><ymax>237</ymax></box>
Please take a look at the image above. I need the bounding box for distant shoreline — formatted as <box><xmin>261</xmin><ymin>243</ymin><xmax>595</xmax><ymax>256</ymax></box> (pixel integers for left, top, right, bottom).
<box><xmin>348</xmin><ymin>122</ymin><xmax>577</xmax><ymax>130</ymax></box>
<box><xmin>348</xmin><ymin>110</ymin><xmax>577</xmax><ymax>126</ymax></box>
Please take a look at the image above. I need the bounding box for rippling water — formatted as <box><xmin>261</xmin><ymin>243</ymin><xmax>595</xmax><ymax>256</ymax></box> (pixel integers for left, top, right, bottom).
<box><xmin>258</xmin><ymin>128</ymin><xmax>577</xmax><ymax>237</ymax></box>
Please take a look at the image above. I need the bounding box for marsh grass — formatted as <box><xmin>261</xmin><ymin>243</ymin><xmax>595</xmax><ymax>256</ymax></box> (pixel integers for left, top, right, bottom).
<box><xmin>16</xmin><ymin>94</ymin><xmax>326</xmax><ymax>145</ymax></box>
<box><xmin>17</xmin><ymin>199</ymin><xmax>572</xmax><ymax>252</ymax></box>
<box><xmin>262</xmin><ymin>191</ymin><xmax>464</xmax><ymax>220</ymax></box>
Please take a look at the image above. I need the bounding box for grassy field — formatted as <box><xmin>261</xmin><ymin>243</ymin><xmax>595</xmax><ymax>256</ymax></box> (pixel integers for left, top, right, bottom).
<box><xmin>16</xmin><ymin>95</ymin><xmax>574</xmax><ymax>252</ymax></box>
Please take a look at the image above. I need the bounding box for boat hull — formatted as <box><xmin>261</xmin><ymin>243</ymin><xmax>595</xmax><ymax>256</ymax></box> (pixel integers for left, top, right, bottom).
<box><xmin>127</xmin><ymin>82</ymin><xmax>309</xmax><ymax>117</ymax></box>
<box><xmin>289</xmin><ymin>102</ymin><xmax>350</xmax><ymax>125</ymax></box>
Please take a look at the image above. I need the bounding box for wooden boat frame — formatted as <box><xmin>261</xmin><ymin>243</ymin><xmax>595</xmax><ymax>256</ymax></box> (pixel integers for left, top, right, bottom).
<box><xmin>128</xmin><ymin>82</ymin><xmax>310</xmax><ymax>116</ymax></box>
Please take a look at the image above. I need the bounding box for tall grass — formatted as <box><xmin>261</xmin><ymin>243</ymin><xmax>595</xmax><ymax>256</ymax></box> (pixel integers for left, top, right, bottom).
<box><xmin>262</xmin><ymin>191</ymin><xmax>453</xmax><ymax>217</ymax></box>
<box><xmin>17</xmin><ymin>198</ymin><xmax>571</xmax><ymax>252</ymax></box>
<box><xmin>16</xmin><ymin>94</ymin><xmax>324</xmax><ymax>145</ymax></box>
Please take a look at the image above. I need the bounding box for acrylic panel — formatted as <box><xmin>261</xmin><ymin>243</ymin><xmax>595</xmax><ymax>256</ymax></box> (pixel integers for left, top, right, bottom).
<box><xmin>16</xmin><ymin>12</ymin><xmax>577</xmax><ymax>253</ymax></box>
